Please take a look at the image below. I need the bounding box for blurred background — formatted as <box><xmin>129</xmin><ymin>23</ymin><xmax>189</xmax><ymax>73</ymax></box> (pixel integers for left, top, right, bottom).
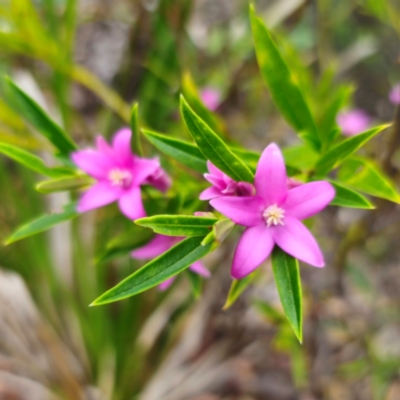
<box><xmin>0</xmin><ymin>0</ymin><xmax>400</xmax><ymax>399</ymax></box>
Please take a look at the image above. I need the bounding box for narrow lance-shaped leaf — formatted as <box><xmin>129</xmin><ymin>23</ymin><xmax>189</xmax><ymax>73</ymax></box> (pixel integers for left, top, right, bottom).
<box><xmin>315</xmin><ymin>124</ymin><xmax>390</xmax><ymax>176</ymax></box>
<box><xmin>223</xmin><ymin>271</ymin><xmax>258</xmax><ymax>310</ymax></box>
<box><xmin>250</xmin><ymin>6</ymin><xmax>319</xmax><ymax>151</ymax></box>
<box><xmin>338</xmin><ymin>157</ymin><xmax>400</xmax><ymax>204</ymax></box>
<box><xmin>36</xmin><ymin>175</ymin><xmax>94</xmax><ymax>193</ymax></box>
<box><xmin>186</xmin><ymin>270</ymin><xmax>203</xmax><ymax>299</ymax></box>
<box><xmin>135</xmin><ymin>215</ymin><xmax>218</xmax><ymax>237</ymax></box>
<box><xmin>130</xmin><ymin>103</ymin><xmax>143</xmax><ymax>156</ymax></box>
<box><xmin>143</xmin><ymin>129</ymin><xmax>207</xmax><ymax>173</ymax></box>
<box><xmin>180</xmin><ymin>95</ymin><xmax>254</xmax><ymax>182</ymax></box>
<box><xmin>91</xmin><ymin>236</ymin><xmax>216</xmax><ymax>305</ymax></box>
<box><xmin>5</xmin><ymin>78</ymin><xmax>77</xmax><ymax>154</ymax></box>
<box><xmin>329</xmin><ymin>181</ymin><xmax>375</xmax><ymax>209</ymax></box>
<box><xmin>0</xmin><ymin>142</ymin><xmax>73</xmax><ymax>178</ymax></box>
<box><xmin>272</xmin><ymin>247</ymin><xmax>303</xmax><ymax>343</ymax></box>
<box><xmin>5</xmin><ymin>203</ymin><xmax>79</xmax><ymax>244</ymax></box>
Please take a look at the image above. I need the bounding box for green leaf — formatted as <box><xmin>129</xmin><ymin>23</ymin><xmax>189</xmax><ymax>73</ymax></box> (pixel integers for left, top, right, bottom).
<box><xmin>338</xmin><ymin>157</ymin><xmax>400</xmax><ymax>203</ymax></box>
<box><xmin>180</xmin><ymin>95</ymin><xmax>254</xmax><ymax>182</ymax></box>
<box><xmin>91</xmin><ymin>236</ymin><xmax>215</xmax><ymax>305</ymax></box>
<box><xmin>250</xmin><ymin>6</ymin><xmax>319</xmax><ymax>151</ymax></box>
<box><xmin>329</xmin><ymin>181</ymin><xmax>375</xmax><ymax>209</ymax></box>
<box><xmin>314</xmin><ymin>124</ymin><xmax>390</xmax><ymax>176</ymax></box>
<box><xmin>5</xmin><ymin>78</ymin><xmax>77</xmax><ymax>154</ymax></box>
<box><xmin>135</xmin><ymin>215</ymin><xmax>218</xmax><ymax>236</ymax></box>
<box><xmin>35</xmin><ymin>174</ymin><xmax>93</xmax><ymax>193</ymax></box>
<box><xmin>282</xmin><ymin>144</ymin><xmax>319</xmax><ymax>171</ymax></box>
<box><xmin>5</xmin><ymin>203</ymin><xmax>79</xmax><ymax>244</ymax></box>
<box><xmin>95</xmin><ymin>226</ymin><xmax>153</xmax><ymax>264</ymax></box>
<box><xmin>0</xmin><ymin>142</ymin><xmax>73</xmax><ymax>178</ymax></box>
<box><xmin>223</xmin><ymin>271</ymin><xmax>257</xmax><ymax>310</ymax></box>
<box><xmin>253</xmin><ymin>300</ymin><xmax>286</xmax><ymax>325</ymax></box>
<box><xmin>271</xmin><ymin>248</ymin><xmax>303</xmax><ymax>343</ymax></box>
<box><xmin>130</xmin><ymin>103</ymin><xmax>143</xmax><ymax>156</ymax></box>
<box><xmin>143</xmin><ymin>129</ymin><xmax>207</xmax><ymax>173</ymax></box>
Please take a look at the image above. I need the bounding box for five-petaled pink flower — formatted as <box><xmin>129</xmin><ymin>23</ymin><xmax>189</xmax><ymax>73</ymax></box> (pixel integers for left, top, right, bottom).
<box><xmin>200</xmin><ymin>87</ymin><xmax>221</xmax><ymax>111</ymax></box>
<box><xmin>336</xmin><ymin>109</ymin><xmax>371</xmax><ymax>136</ymax></box>
<box><xmin>131</xmin><ymin>234</ymin><xmax>210</xmax><ymax>290</ymax></box>
<box><xmin>200</xmin><ymin>161</ymin><xmax>255</xmax><ymax>200</ymax></box>
<box><xmin>72</xmin><ymin>128</ymin><xmax>171</xmax><ymax>220</ymax></box>
<box><xmin>210</xmin><ymin>143</ymin><xmax>335</xmax><ymax>279</ymax></box>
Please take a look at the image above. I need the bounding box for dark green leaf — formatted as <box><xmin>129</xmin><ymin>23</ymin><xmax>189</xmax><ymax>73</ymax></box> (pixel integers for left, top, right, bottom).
<box><xmin>5</xmin><ymin>203</ymin><xmax>79</xmax><ymax>244</ymax></box>
<box><xmin>187</xmin><ymin>270</ymin><xmax>203</xmax><ymax>299</ymax></box>
<box><xmin>135</xmin><ymin>215</ymin><xmax>218</xmax><ymax>236</ymax></box>
<box><xmin>130</xmin><ymin>102</ymin><xmax>143</xmax><ymax>156</ymax></box>
<box><xmin>250</xmin><ymin>6</ymin><xmax>319</xmax><ymax>150</ymax></box>
<box><xmin>180</xmin><ymin>95</ymin><xmax>254</xmax><ymax>182</ymax></box>
<box><xmin>36</xmin><ymin>175</ymin><xmax>93</xmax><ymax>193</ymax></box>
<box><xmin>5</xmin><ymin>78</ymin><xmax>77</xmax><ymax>154</ymax></box>
<box><xmin>0</xmin><ymin>142</ymin><xmax>73</xmax><ymax>178</ymax></box>
<box><xmin>315</xmin><ymin>124</ymin><xmax>390</xmax><ymax>176</ymax></box>
<box><xmin>91</xmin><ymin>236</ymin><xmax>216</xmax><ymax>305</ymax></box>
<box><xmin>272</xmin><ymin>248</ymin><xmax>303</xmax><ymax>342</ymax></box>
<box><xmin>329</xmin><ymin>181</ymin><xmax>375</xmax><ymax>209</ymax></box>
<box><xmin>143</xmin><ymin>129</ymin><xmax>207</xmax><ymax>173</ymax></box>
<box><xmin>338</xmin><ymin>157</ymin><xmax>400</xmax><ymax>203</ymax></box>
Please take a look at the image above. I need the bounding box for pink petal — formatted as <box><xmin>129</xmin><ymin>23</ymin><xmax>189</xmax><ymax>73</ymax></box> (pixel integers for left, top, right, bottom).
<box><xmin>204</xmin><ymin>173</ymin><xmax>225</xmax><ymax>189</ymax></box>
<box><xmin>189</xmin><ymin>261</ymin><xmax>211</xmax><ymax>278</ymax></box>
<box><xmin>255</xmin><ymin>143</ymin><xmax>287</xmax><ymax>205</ymax></box>
<box><xmin>199</xmin><ymin>187</ymin><xmax>221</xmax><ymax>200</ymax></box>
<box><xmin>159</xmin><ymin>277</ymin><xmax>175</xmax><ymax>291</ymax></box>
<box><xmin>200</xmin><ymin>88</ymin><xmax>221</xmax><ymax>111</ymax></box>
<box><xmin>236</xmin><ymin>182</ymin><xmax>255</xmax><ymax>196</ymax></box>
<box><xmin>283</xmin><ymin>181</ymin><xmax>335</xmax><ymax>220</ymax></box>
<box><xmin>112</xmin><ymin>128</ymin><xmax>133</xmax><ymax>165</ymax></box>
<box><xmin>272</xmin><ymin>217</ymin><xmax>324</xmax><ymax>267</ymax></box>
<box><xmin>210</xmin><ymin>196</ymin><xmax>265</xmax><ymax>227</ymax></box>
<box><xmin>95</xmin><ymin>136</ymin><xmax>113</xmax><ymax>155</ymax></box>
<box><xmin>118</xmin><ymin>186</ymin><xmax>146</xmax><ymax>220</ymax></box>
<box><xmin>145</xmin><ymin>167</ymin><xmax>171</xmax><ymax>192</ymax></box>
<box><xmin>131</xmin><ymin>158</ymin><xmax>160</xmax><ymax>186</ymax></box>
<box><xmin>131</xmin><ymin>235</ymin><xmax>178</xmax><ymax>259</ymax></box>
<box><xmin>207</xmin><ymin>161</ymin><xmax>223</xmax><ymax>177</ymax></box>
<box><xmin>77</xmin><ymin>181</ymin><xmax>121</xmax><ymax>213</ymax></box>
<box><xmin>71</xmin><ymin>150</ymin><xmax>113</xmax><ymax>179</ymax></box>
<box><xmin>231</xmin><ymin>224</ymin><xmax>274</xmax><ymax>279</ymax></box>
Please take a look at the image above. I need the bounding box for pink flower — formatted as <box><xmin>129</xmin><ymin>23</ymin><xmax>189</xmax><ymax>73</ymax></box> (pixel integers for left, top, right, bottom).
<box><xmin>200</xmin><ymin>87</ymin><xmax>221</xmax><ymax>111</ymax></box>
<box><xmin>71</xmin><ymin>128</ymin><xmax>171</xmax><ymax>220</ymax></box>
<box><xmin>210</xmin><ymin>143</ymin><xmax>335</xmax><ymax>279</ymax></box>
<box><xmin>200</xmin><ymin>161</ymin><xmax>255</xmax><ymax>200</ymax></box>
<box><xmin>389</xmin><ymin>84</ymin><xmax>400</xmax><ymax>105</ymax></box>
<box><xmin>336</xmin><ymin>109</ymin><xmax>371</xmax><ymax>136</ymax></box>
<box><xmin>131</xmin><ymin>234</ymin><xmax>211</xmax><ymax>290</ymax></box>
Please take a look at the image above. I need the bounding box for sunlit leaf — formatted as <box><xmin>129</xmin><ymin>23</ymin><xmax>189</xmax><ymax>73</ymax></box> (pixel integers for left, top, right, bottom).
<box><xmin>135</xmin><ymin>215</ymin><xmax>218</xmax><ymax>236</ymax></box>
<box><xmin>36</xmin><ymin>175</ymin><xmax>93</xmax><ymax>193</ymax></box>
<box><xmin>180</xmin><ymin>95</ymin><xmax>254</xmax><ymax>182</ymax></box>
<box><xmin>272</xmin><ymin>248</ymin><xmax>303</xmax><ymax>343</ymax></box>
<box><xmin>91</xmin><ymin>236</ymin><xmax>216</xmax><ymax>305</ymax></box>
<box><xmin>223</xmin><ymin>271</ymin><xmax>257</xmax><ymax>310</ymax></box>
<box><xmin>130</xmin><ymin>103</ymin><xmax>143</xmax><ymax>156</ymax></box>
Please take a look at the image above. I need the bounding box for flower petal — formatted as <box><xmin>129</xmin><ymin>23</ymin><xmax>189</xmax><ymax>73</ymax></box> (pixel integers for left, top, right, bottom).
<box><xmin>132</xmin><ymin>158</ymin><xmax>160</xmax><ymax>186</ymax></box>
<box><xmin>118</xmin><ymin>186</ymin><xmax>146</xmax><ymax>220</ymax></box>
<box><xmin>131</xmin><ymin>235</ymin><xmax>178</xmax><ymax>259</ymax></box>
<box><xmin>199</xmin><ymin>187</ymin><xmax>221</xmax><ymax>200</ymax></box>
<box><xmin>71</xmin><ymin>150</ymin><xmax>113</xmax><ymax>179</ymax></box>
<box><xmin>207</xmin><ymin>160</ymin><xmax>223</xmax><ymax>177</ymax></box>
<box><xmin>210</xmin><ymin>196</ymin><xmax>265</xmax><ymax>227</ymax></box>
<box><xmin>77</xmin><ymin>182</ymin><xmax>121</xmax><ymax>213</ymax></box>
<box><xmin>159</xmin><ymin>277</ymin><xmax>175</xmax><ymax>291</ymax></box>
<box><xmin>189</xmin><ymin>261</ymin><xmax>211</xmax><ymax>278</ymax></box>
<box><xmin>231</xmin><ymin>225</ymin><xmax>274</xmax><ymax>279</ymax></box>
<box><xmin>272</xmin><ymin>217</ymin><xmax>324</xmax><ymax>267</ymax></box>
<box><xmin>283</xmin><ymin>181</ymin><xmax>335</xmax><ymax>220</ymax></box>
<box><xmin>95</xmin><ymin>136</ymin><xmax>113</xmax><ymax>155</ymax></box>
<box><xmin>145</xmin><ymin>167</ymin><xmax>171</xmax><ymax>192</ymax></box>
<box><xmin>236</xmin><ymin>182</ymin><xmax>255</xmax><ymax>196</ymax></box>
<box><xmin>112</xmin><ymin>128</ymin><xmax>133</xmax><ymax>165</ymax></box>
<box><xmin>255</xmin><ymin>143</ymin><xmax>287</xmax><ymax>205</ymax></box>
<box><xmin>204</xmin><ymin>173</ymin><xmax>225</xmax><ymax>189</ymax></box>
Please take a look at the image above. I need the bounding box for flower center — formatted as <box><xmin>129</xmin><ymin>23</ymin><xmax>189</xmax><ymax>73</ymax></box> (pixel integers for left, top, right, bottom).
<box><xmin>108</xmin><ymin>168</ymin><xmax>132</xmax><ymax>188</ymax></box>
<box><xmin>263</xmin><ymin>204</ymin><xmax>285</xmax><ymax>227</ymax></box>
